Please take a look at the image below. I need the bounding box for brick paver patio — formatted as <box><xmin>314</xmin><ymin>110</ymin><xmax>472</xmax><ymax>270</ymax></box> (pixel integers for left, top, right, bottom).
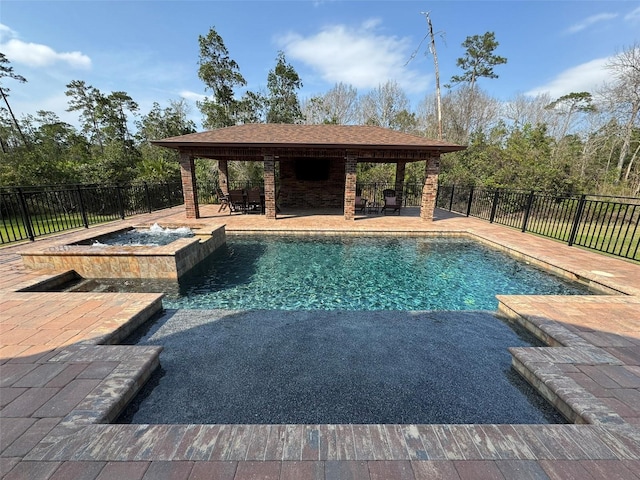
<box><xmin>1</xmin><ymin>206</ymin><xmax>639</xmax><ymax>479</ymax></box>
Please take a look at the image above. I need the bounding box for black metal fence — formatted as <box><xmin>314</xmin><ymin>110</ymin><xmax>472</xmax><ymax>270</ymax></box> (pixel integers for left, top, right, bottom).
<box><xmin>357</xmin><ymin>183</ymin><xmax>424</xmax><ymax>207</ymax></box>
<box><xmin>7</xmin><ymin>180</ymin><xmax>636</xmax><ymax>260</ymax></box>
<box><xmin>436</xmin><ymin>185</ymin><xmax>640</xmax><ymax>261</ymax></box>
<box><xmin>0</xmin><ymin>182</ymin><xmax>184</xmax><ymax>245</ymax></box>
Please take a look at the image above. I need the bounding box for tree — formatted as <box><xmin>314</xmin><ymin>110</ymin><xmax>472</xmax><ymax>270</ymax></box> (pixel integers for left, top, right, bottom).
<box><xmin>545</xmin><ymin>92</ymin><xmax>596</xmax><ymax>140</ymax></box>
<box><xmin>266</xmin><ymin>51</ymin><xmax>303</xmax><ymax>124</ymax></box>
<box><xmin>436</xmin><ymin>86</ymin><xmax>500</xmax><ymax>143</ymax></box>
<box><xmin>136</xmin><ymin>100</ymin><xmax>196</xmax><ymax>182</ymax></box>
<box><xmin>359</xmin><ymin>80</ymin><xmax>410</xmax><ymax>129</ymax></box>
<box><xmin>0</xmin><ymin>110</ymin><xmax>91</xmax><ymax>185</ymax></box>
<box><xmin>444</xmin><ymin>32</ymin><xmax>506</xmax><ymax>143</ymax></box>
<box><xmin>602</xmin><ymin>43</ymin><xmax>640</xmax><ymax>183</ymax></box>
<box><xmin>0</xmin><ymin>52</ymin><xmax>28</xmax><ymax>149</ymax></box>
<box><xmin>137</xmin><ymin>99</ymin><xmax>196</xmax><ymax>142</ymax></box>
<box><xmin>98</xmin><ymin>91</ymin><xmax>138</xmax><ymax>143</ymax></box>
<box><xmin>302</xmin><ymin>82</ymin><xmax>359</xmax><ymax>125</ymax></box>
<box><xmin>544</xmin><ymin>92</ymin><xmax>597</xmax><ymax>178</ymax></box>
<box><xmin>502</xmin><ymin>93</ymin><xmax>554</xmax><ymax>130</ymax></box>
<box><xmin>197</xmin><ymin>27</ymin><xmax>246</xmax><ymax>128</ymax></box>
<box><xmin>236</xmin><ymin>90</ymin><xmax>267</xmax><ymax>124</ymax></box>
<box><xmin>97</xmin><ymin>91</ymin><xmax>140</xmax><ymax>183</ymax></box>
<box><xmin>66</xmin><ymin>82</ymin><xmax>142</xmax><ymax>183</ymax></box>
<box><xmin>448</xmin><ymin>32</ymin><xmax>507</xmax><ymax>90</ymax></box>
<box><xmin>65</xmin><ymin>80</ymin><xmax>106</xmax><ymax>152</ymax></box>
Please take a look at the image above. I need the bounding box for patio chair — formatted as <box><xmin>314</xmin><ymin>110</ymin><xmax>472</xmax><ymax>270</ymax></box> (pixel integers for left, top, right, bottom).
<box><xmin>216</xmin><ymin>187</ymin><xmax>230</xmax><ymax>213</ymax></box>
<box><xmin>355</xmin><ymin>195</ymin><xmax>367</xmax><ymax>213</ymax></box>
<box><xmin>246</xmin><ymin>187</ymin><xmax>264</xmax><ymax>214</ymax></box>
<box><xmin>228</xmin><ymin>189</ymin><xmax>247</xmax><ymax>214</ymax></box>
<box><xmin>381</xmin><ymin>189</ymin><xmax>401</xmax><ymax>215</ymax></box>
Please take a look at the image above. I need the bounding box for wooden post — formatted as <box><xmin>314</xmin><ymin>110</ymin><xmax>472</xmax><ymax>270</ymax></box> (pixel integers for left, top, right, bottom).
<box><xmin>420</xmin><ymin>154</ymin><xmax>440</xmax><ymax>221</ymax></box>
<box><xmin>264</xmin><ymin>154</ymin><xmax>277</xmax><ymax>220</ymax></box>
<box><xmin>344</xmin><ymin>154</ymin><xmax>358</xmax><ymax>220</ymax></box>
<box><xmin>179</xmin><ymin>152</ymin><xmax>200</xmax><ymax>219</ymax></box>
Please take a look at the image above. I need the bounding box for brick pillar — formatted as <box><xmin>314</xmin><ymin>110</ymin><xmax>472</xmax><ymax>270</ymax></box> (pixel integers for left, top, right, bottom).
<box><xmin>218</xmin><ymin>159</ymin><xmax>229</xmax><ymax>195</ymax></box>
<box><xmin>344</xmin><ymin>154</ymin><xmax>357</xmax><ymax>221</ymax></box>
<box><xmin>394</xmin><ymin>161</ymin><xmax>406</xmax><ymax>205</ymax></box>
<box><xmin>179</xmin><ymin>152</ymin><xmax>200</xmax><ymax>219</ymax></box>
<box><xmin>264</xmin><ymin>155</ymin><xmax>277</xmax><ymax>220</ymax></box>
<box><xmin>420</xmin><ymin>154</ymin><xmax>440</xmax><ymax>221</ymax></box>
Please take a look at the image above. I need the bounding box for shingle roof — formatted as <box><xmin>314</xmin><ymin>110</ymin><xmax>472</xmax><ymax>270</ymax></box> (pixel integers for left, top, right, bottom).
<box><xmin>152</xmin><ymin>124</ymin><xmax>465</xmax><ymax>153</ymax></box>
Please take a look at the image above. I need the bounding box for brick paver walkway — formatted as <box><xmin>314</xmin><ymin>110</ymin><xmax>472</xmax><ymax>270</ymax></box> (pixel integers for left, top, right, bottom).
<box><xmin>1</xmin><ymin>206</ymin><xmax>639</xmax><ymax>479</ymax></box>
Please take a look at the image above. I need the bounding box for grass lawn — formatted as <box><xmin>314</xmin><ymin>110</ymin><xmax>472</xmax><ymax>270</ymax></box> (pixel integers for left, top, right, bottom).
<box><xmin>525</xmin><ymin>217</ymin><xmax>639</xmax><ymax>261</ymax></box>
<box><xmin>0</xmin><ymin>213</ymin><xmax>116</xmax><ymax>244</ymax></box>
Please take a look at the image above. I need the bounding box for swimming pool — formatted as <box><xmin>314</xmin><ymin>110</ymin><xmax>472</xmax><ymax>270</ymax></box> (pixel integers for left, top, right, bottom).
<box><xmin>117</xmin><ymin>235</ymin><xmax>589</xmax><ymax>425</ymax></box>
<box><xmin>118</xmin><ymin>235</ymin><xmax>593</xmax><ymax>310</ymax></box>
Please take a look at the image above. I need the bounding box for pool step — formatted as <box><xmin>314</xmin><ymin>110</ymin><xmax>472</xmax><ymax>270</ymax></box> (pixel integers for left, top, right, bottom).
<box><xmin>66</xmin><ymin>278</ymin><xmax>118</xmax><ymax>293</ymax></box>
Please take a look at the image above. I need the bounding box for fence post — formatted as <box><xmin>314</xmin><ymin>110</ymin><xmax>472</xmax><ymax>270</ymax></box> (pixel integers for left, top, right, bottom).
<box><xmin>521</xmin><ymin>191</ymin><xmax>535</xmax><ymax>232</ymax></box>
<box><xmin>448</xmin><ymin>185</ymin><xmax>455</xmax><ymax>211</ymax></box>
<box><xmin>489</xmin><ymin>189</ymin><xmax>500</xmax><ymax>223</ymax></box>
<box><xmin>166</xmin><ymin>182</ymin><xmax>172</xmax><ymax>207</ymax></box>
<box><xmin>568</xmin><ymin>194</ymin><xmax>587</xmax><ymax>247</ymax></box>
<box><xmin>466</xmin><ymin>186</ymin><xmax>474</xmax><ymax>217</ymax></box>
<box><xmin>76</xmin><ymin>185</ymin><xmax>89</xmax><ymax>228</ymax></box>
<box><xmin>144</xmin><ymin>182</ymin><xmax>152</xmax><ymax>213</ymax></box>
<box><xmin>116</xmin><ymin>185</ymin><xmax>125</xmax><ymax>219</ymax></box>
<box><xmin>17</xmin><ymin>188</ymin><xmax>35</xmax><ymax>241</ymax></box>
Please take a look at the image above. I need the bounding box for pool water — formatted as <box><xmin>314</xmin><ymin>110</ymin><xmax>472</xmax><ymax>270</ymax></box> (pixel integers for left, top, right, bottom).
<box><xmin>119</xmin><ymin>309</ymin><xmax>566</xmax><ymax>425</ymax></box>
<box><xmin>150</xmin><ymin>236</ymin><xmax>592</xmax><ymax>310</ymax></box>
<box><xmin>117</xmin><ymin>236</ymin><xmax>586</xmax><ymax>425</ymax></box>
<box><xmin>92</xmin><ymin>224</ymin><xmax>193</xmax><ymax>247</ymax></box>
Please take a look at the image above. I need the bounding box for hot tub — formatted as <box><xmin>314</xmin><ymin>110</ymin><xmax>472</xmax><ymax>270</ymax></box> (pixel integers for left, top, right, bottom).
<box><xmin>19</xmin><ymin>224</ymin><xmax>226</xmax><ymax>280</ymax></box>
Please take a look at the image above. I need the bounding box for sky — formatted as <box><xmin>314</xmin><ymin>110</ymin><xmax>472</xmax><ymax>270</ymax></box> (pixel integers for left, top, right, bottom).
<box><xmin>1</xmin><ymin>0</ymin><xmax>639</xmax><ymax>130</ymax></box>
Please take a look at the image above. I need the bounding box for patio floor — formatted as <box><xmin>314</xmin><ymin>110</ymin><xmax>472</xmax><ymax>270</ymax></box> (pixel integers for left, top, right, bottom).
<box><xmin>1</xmin><ymin>205</ymin><xmax>639</xmax><ymax>479</ymax></box>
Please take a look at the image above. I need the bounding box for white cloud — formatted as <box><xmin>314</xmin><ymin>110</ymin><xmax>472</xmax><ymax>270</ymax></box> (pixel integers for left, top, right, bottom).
<box><xmin>625</xmin><ymin>6</ymin><xmax>640</xmax><ymax>23</ymax></box>
<box><xmin>179</xmin><ymin>90</ymin><xmax>207</xmax><ymax>102</ymax></box>
<box><xmin>278</xmin><ymin>20</ymin><xmax>431</xmax><ymax>94</ymax></box>
<box><xmin>525</xmin><ymin>57</ymin><xmax>610</xmax><ymax>98</ymax></box>
<box><xmin>566</xmin><ymin>13</ymin><xmax>618</xmax><ymax>34</ymax></box>
<box><xmin>0</xmin><ymin>23</ymin><xmax>17</xmax><ymax>39</ymax></box>
<box><xmin>1</xmin><ymin>38</ymin><xmax>91</xmax><ymax>69</ymax></box>
<box><xmin>0</xmin><ymin>24</ymin><xmax>91</xmax><ymax>69</ymax></box>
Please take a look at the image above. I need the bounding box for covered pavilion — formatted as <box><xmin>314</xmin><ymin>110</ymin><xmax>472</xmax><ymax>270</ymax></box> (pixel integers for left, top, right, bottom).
<box><xmin>152</xmin><ymin>124</ymin><xmax>466</xmax><ymax>221</ymax></box>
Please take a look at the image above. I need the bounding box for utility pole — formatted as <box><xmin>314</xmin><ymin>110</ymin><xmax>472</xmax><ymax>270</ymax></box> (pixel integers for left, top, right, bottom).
<box><xmin>423</xmin><ymin>11</ymin><xmax>443</xmax><ymax>140</ymax></box>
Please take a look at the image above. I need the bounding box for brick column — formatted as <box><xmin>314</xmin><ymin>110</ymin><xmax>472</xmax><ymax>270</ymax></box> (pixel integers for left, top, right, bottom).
<box><xmin>218</xmin><ymin>159</ymin><xmax>229</xmax><ymax>195</ymax></box>
<box><xmin>420</xmin><ymin>154</ymin><xmax>440</xmax><ymax>221</ymax></box>
<box><xmin>344</xmin><ymin>154</ymin><xmax>357</xmax><ymax>221</ymax></box>
<box><xmin>264</xmin><ymin>155</ymin><xmax>277</xmax><ymax>220</ymax></box>
<box><xmin>179</xmin><ymin>152</ymin><xmax>200</xmax><ymax>219</ymax></box>
<box><xmin>394</xmin><ymin>161</ymin><xmax>406</xmax><ymax>205</ymax></box>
